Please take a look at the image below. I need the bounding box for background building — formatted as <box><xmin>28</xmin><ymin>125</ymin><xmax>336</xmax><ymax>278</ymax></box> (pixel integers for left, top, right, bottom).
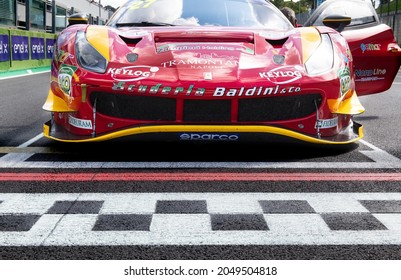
<box><xmin>0</xmin><ymin>0</ymin><xmax>115</xmax><ymax>33</ymax></box>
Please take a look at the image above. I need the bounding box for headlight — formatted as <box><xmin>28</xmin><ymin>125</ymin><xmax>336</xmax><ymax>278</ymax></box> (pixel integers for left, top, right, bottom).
<box><xmin>305</xmin><ymin>34</ymin><xmax>334</xmax><ymax>76</ymax></box>
<box><xmin>75</xmin><ymin>31</ymin><xmax>107</xmax><ymax>73</ymax></box>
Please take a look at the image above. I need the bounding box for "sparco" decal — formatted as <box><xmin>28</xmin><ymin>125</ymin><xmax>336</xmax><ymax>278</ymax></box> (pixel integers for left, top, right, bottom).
<box><xmin>180</xmin><ymin>133</ymin><xmax>239</xmax><ymax>141</ymax></box>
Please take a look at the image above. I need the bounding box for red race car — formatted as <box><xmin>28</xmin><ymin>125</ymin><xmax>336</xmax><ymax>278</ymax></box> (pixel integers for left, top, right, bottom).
<box><xmin>42</xmin><ymin>0</ymin><xmax>401</xmax><ymax>144</ymax></box>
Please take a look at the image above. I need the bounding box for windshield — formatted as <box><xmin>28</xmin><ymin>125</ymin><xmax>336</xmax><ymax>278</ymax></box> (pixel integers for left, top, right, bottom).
<box><xmin>106</xmin><ymin>0</ymin><xmax>293</xmax><ymax>31</ymax></box>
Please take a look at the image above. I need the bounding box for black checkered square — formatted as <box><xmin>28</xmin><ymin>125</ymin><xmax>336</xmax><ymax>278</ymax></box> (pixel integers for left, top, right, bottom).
<box><xmin>321</xmin><ymin>213</ymin><xmax>388</xmax><ymax>231</ymax></box>
<box><xmin>0</xmin><ymin>214</ymin><xmax>41</xmax><ymax>231</ymax></box>
<box><xmin>155</xmin><ymin>200</ymin><xmax>208</xmax><ymax>214</ymax></box>
<box><xmin>92</xmin><ymin>214</ymin><xmax>152</xmax><ymax>231</ymax></box>
<box><xmin>359</xmin><ymin>200</ymin><xmax>401</xmax><ymax>213</ymax></box>
<box><xmin>46</xmin><ymin>200</ymin><xmax>104</xmax><ymax>214</ymax></box>
<box><xmin>259</xmin><ymin>200</ymin><xmax>316</xmax><ymax>214</ymax></box>
<box><xmin>211</xmin><ymin>214</ymin><xmax>269</xmax><ymax>231</ymax></box>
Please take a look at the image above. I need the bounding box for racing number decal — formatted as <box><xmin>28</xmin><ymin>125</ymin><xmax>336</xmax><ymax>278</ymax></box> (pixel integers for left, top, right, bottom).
<box><xmin>58</xmin><ymin>64</ymin><xmax>78</xmax><ymax>97</ymax></box>
<box><xmin>338</xmin><ymin>67</ymin><xmax>351</xmax><ymax>96</ymax></box>
<box><xmin>129</xmin><ymin>0</ymin><xmax>157</xmax><ymax>10</ymax></box>
<box><xmin>60</xmin><ymin>76</ymin><xmax>71</xmax><ymax>94</ymax></box>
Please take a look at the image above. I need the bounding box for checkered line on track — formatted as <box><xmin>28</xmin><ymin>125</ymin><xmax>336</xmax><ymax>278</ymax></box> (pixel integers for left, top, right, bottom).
<box><xmin>1</xmin><ymin>193</ymin><xmax>401</xmax><ymax>246</ymax></box>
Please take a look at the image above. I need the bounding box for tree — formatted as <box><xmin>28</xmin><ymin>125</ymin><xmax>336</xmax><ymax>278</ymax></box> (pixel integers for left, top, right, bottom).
<box><xmin>271</xmin><ymin>0</ymin><xmax>314</xmax><ymax>13</ymax></box>
<box><xmin>104</xmin><ymin>5</ymin><xmax>116</xmax><ymax>12</ymax></box>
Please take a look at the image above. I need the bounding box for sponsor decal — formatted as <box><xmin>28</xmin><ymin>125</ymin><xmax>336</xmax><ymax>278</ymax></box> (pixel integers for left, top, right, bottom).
<box><xmin>161</xmin><ymin>53</ymin><xmax>239</xmax><ymax>69</ymax></box>
<box><xmin>112</xmin><ymin>82</ymin><xmax>206</xmax><ymax>96</ymax></box>
<box><xmin>338</xmin><ymin>67</ymin><xmax>351</xmax><ymax>96</ymax></box>
<box><xmin>340</xmin><ymin>53</ymin><xmax>349</xmax><ymax>63</ymax></box>
<box><xmin>180</xmin><ymin>133</ymin><xmax>239</xmax><ymax>141</ymax></box>
<box><xmin>355</xmin><ymin>68</ymin><xmax>386</xmax><ymax>77</ymax></box>
<box><xmin>11</xmin><ymin>35</ymin><xmax>29</xmax><ymax>60</ymax></box>
<box><xmin>58</xmin><ymin>64</ymin><xmax>78</xmax><ymax>96</ymax></box>
<box><xmin>355</xmin><ymin>77</ymin><xmax>385</xmax><ymax>82</ymax></box>
<box><xmin>213</xmin><ymin>86</ymin><xmax>301</xmax><ymax>97</ymax></box>
<box><xmin>56</xmin><ymin>50</ymin><xmax>73</xmax><ymax>63</ymax></box>
<box><xmin>0</xmin><ymin>34</ymin><xmax>10</xmax><ymax>62</ymax></box>
<box><xmin>259</xmin><ymin>66</ymin><xmax>303</xmax><ymax>84</ymax></box>
<box><xmin>68</xmin><ymin>115</ymin><xmax>93</xmax><ymax>129</ymax></box>
<box><xmin>355</xmin><ymin>68</ymin><xmax>386</xmax><ymax>82</ymax></box>
<box><xmin>112</xmin><ymin>82</ymin><xmax>301</xmax><ymax>97</ymax></box>
<box><xmin>315</xmin><ymin>117</ymin><xmax>338</xmax><ymax>129</ymax></box>
<box><xmin>360</xmin><ymin>43</ymin><xmax>381</xmax><ymax>53</ymax></box>
<box><xmin>157</xmin><ymin>44</ymin><xmax>254</xmax><ymax>54</ymax></box>
<box><xmin>31</xmin><ymin>37</ymin><xmax>45</xmax><ymax>60</ymax></box>
<box><xmin>46</xmin><ymin>38</ymin><xmax>55</xmax><ymax>59</ymax></box>
<box><xmin>108</xmin><ymin>65</ymin><xmax>159</xmax><ymax>81</ymax></box>
<box><xmin>338</xmin><ymin>48</ymin><xmax>352</xmax><ymax>66</ymax></box>
<box><xmin>157</xmin><ymin>44</ymin><xmax>201</xmax><ymax>53</ymax></box>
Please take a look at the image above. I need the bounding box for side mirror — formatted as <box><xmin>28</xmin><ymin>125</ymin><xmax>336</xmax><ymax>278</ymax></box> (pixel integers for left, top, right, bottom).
<box><xmin>68</xmin><ymin>13</ymin><xmax>89</xmax><ymax>26</ymax></box>
<box><xmin>322</xmin><ymin>15</ymin><xmax>351</xmax><ymax>32</ymax></box>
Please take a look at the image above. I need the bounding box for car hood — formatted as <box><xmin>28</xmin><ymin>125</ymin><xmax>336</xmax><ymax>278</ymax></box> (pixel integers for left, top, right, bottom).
<box><xmin>86</xmin><ymin>26</ymin><xmax>323</xmax><ymax>83</ymax></box>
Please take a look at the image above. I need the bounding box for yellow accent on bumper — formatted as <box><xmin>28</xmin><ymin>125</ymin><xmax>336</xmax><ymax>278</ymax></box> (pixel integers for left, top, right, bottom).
<box><xmin>42</xmin><ymin>89</ymin><xmax>76</xmax><ymax>112</ymax></box>
<box><xmin>86</xmin><ymin>26</ymin><xmax>110</xmax><ymax>61</ymax></box>
<box><xmin>327</xmin><ymin>91</ymin><xmax>365</xmax><ymax>115</ymax></box>
<box><xmin>43</xmin><ymin>123</ymin><xmax>363</xmax><ymax>145</ymax></box>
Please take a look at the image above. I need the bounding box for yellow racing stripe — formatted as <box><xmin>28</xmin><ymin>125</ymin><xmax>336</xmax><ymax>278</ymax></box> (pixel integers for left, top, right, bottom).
<box><xmin>86</xmin><ymin>26</ymin><xmax>110</xmax><ymax>61</ymax></box>
<box><xmin>300</xmin><ymin>28</ymin><xmax>321</xmax><ymax>63</ymax></box>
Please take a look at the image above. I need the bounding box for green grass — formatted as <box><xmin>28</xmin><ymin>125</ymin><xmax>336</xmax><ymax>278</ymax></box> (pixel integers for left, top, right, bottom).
<box><xmin>377</xmin><ymin>0</ymin><xmax>401</xmax><ymax>13</ymax></box>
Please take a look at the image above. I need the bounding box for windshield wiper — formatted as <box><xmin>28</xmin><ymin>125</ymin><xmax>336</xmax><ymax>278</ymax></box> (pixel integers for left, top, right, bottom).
<box><xmin>116</xmin><ymin>22</ymin><xmax>175</xmax><ymax>27</ymax></box>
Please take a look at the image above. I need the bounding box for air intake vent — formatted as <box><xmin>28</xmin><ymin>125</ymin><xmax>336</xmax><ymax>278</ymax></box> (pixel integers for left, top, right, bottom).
<box><xmin>119</xmin><ymin>36</ymin><xmax>142</xmax><ymax>46</ymax></box>
<box><xmin>265</xmin><ymin>38</ymin><xmax>288</xmax><ymax>47</ymax></box>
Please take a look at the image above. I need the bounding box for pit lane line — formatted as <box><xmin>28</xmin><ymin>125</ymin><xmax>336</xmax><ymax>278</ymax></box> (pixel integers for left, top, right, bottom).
<box><xmin>0</xmin><ymin>133</ymin><xmax>401</xmax><ymax>169</ymax></box>
<box><xmin>0</xmin><ymin>68</ymin><xmax>50</xmax><ymax>80</ymax></box>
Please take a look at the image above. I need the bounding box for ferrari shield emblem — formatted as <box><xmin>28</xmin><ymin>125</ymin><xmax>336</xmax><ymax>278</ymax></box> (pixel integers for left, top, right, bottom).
<box><xmin>273</xmin><ymin>55</ymin><xmax>285</xmax><ymax>65</ymax></box>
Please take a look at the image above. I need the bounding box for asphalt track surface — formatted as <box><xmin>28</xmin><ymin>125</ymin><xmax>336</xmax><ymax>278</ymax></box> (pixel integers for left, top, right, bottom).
<box><xmin>1</xmin><ymin>70</ymin><xmax>401</xmax><ymax>260</ymax></box>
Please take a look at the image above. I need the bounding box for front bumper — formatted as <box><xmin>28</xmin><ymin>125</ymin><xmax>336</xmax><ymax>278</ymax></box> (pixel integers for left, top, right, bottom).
<box><xmin>43</xmin><ymin>120</ymin><xmax>363</xmax><ymax>145</ymax></box>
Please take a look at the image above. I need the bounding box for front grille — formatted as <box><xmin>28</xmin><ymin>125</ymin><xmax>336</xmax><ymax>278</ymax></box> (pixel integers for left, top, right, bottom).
<box><xmin>90</xmin><ymin>92</ymin><xmax>321</xmax><ymax>123</ymax></box>
<box><xmin>184</xmin><ymin>99</ymin><xmax>231</xmax><ymax>122</ymax></box>
<box><xmin>238</xmin><ymin>94</ymin><xmax>321</xmax><ymax>122</ymax></box>
<box><xmin>90</xmin><ymin>92</ymin><xmax>176</xmax><ymax>121</ymax></box>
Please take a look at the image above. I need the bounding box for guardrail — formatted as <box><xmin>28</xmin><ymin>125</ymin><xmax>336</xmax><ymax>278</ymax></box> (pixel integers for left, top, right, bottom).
<box><xmin>380</xmin><ymin>12</ymin><xmax>401</xmax><ymax>43</ymax></box>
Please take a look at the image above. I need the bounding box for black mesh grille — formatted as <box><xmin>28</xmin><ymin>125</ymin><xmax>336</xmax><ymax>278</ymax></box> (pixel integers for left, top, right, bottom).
<box><xmin>238</xmin><ymin>94</ymin><xmax>321</xmax><ymax>122</ymax></box>
<box><xmin>184</xmin><ymin>99</ymin><xmax>231</xmax><ymax>122</ymax></box>
<box><xmin>90</xmin><ymin>92</ymin><xmax>321</xmax><ymax>122</ymax></box>
<box><xmin>90</xmin><ymin>92</ymin><xmax>176</xmax><ymax>121</ymax></box>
